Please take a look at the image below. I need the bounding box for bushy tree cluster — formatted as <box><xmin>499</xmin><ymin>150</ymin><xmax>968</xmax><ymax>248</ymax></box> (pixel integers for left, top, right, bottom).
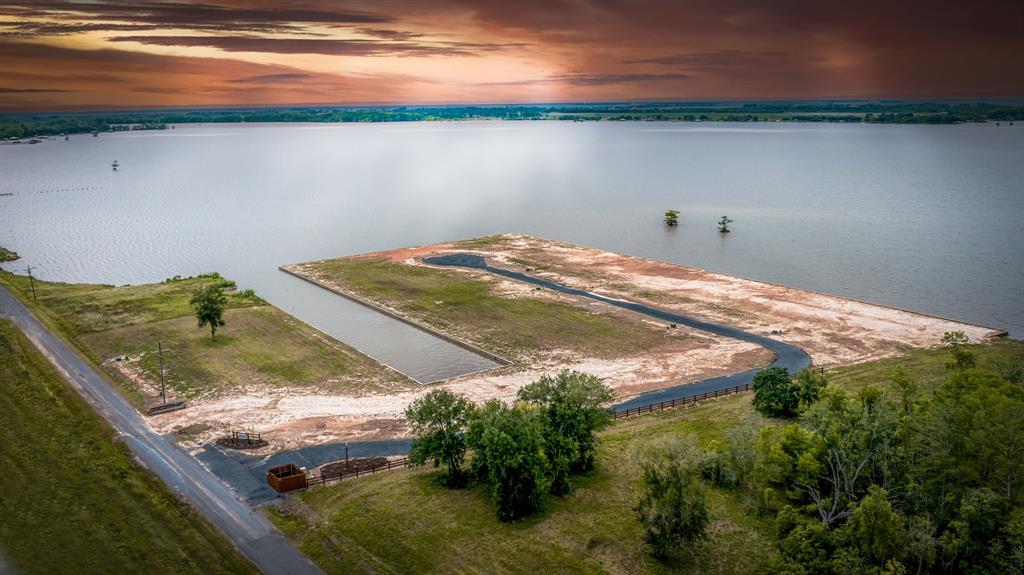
<box><xmin>404</xmin><ymin>370</ymin><xmax>614</xmax><ymax>521</ymax></box>
<box><xmin>723</xmin><ymin>362</ymin><xmax>1023</xmax><ymax>574</ymax></box>
<box><xmin>752</xmin><ymin>366</ymin><xmax>827</xmax><ymax>417</ymax></box>
<box><xmin>634</xmin><ymin>442</ymin><xmax>710</xmax><ymax>559</ymax></box>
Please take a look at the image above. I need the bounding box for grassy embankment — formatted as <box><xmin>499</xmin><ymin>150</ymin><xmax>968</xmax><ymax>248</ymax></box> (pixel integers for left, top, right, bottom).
<box><xmin>0</xmin><ymin>270</ymin><xmax>410</xmax><ymax>406</ymax></box>
<box><xmin>304</xmin><ymin>254</ymin><xmax>685</xmax><ymax>362</ymax></box>
<box><xmin>268</xmin><ymin>340</ymin><xmax>1024</xmax><ymax>575</ymax></box>
<box><xmin>0</xmin><ymin>319</ymin><xmax>258</xmax><ymax>574</ymax></box>
<box><xmin>0</xmin><ymin>245</ymin><xmax>18</xmax><ymax>262</ymax></box>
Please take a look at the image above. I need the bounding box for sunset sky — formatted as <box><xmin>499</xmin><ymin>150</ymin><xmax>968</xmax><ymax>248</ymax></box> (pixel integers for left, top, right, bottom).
<box><xmin>1</xmin><ymin>0</ymin><xmax>1022</xmax><ymax>111</ymax></box>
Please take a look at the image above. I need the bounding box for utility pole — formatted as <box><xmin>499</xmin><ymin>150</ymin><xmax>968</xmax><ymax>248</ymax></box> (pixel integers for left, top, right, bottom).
<box><xmin>25</xmin><ymin>265</ymin><xmax>37</xmax><ymax>302</ymax></box>
<box><xmin>345</xmin><ymin>443</ymin><xmax>350</xmax><ymax>469</ymax></box>
<box><xmin>155</xmin><ymin>341</ymin><xmax>172</xmax><ymax>404</ymax></box>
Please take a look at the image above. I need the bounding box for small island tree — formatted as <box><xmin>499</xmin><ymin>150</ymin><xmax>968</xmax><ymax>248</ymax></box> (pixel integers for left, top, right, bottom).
<box><xmin>718</xmin><ymin>216</ymin><xmax>733</xmax><ymax>233</ymax></box>
<box><xmin>190</xmin><ymin>284</ymin><xmax>227</xmax><ymax>340</ymax></box>
<box><xmin>664</xmin><ymin>210</ymin><xmax>680</xmax><ymax>226</ymax></box>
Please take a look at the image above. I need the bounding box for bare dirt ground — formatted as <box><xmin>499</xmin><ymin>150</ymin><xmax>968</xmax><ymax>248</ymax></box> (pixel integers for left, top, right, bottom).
<box><xmin>373</xmin><ymin>234</ymin><xmax>1004</xmax><ymax>365</ymax></box>
<box><xmin>155</xmin><ymin>234</ymin><xmax>1003</xmax><ymax>452</ymax></box>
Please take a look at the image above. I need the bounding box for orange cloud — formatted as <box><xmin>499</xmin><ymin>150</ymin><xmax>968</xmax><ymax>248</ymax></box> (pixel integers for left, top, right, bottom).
<box><xmin>1</xmin><ymin>0</ymin><xmax>1022</xmax><ymax>110</ymax></box>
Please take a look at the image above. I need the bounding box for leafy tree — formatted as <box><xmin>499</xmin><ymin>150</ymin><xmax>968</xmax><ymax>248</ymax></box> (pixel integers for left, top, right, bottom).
<box><xmin>941</xmin><ymin>331</ymin><xmax>969</xmax><ymax>347</ymax></box>
<box><xmin>774</xmin><ymin>510</ymin><xmax>836</xmax><ymax>574</ymax></box>
<box><xmin>752</xmin><ymin>367</ymin><xmax>799</xmax><ymax>417</ymax></box>
<box><xmin>941</xmin><ymin>331</ymin><xmax>976</xmax><ymax>371</ymax></box>
<box><xmin>904</xmin><ymin>515</ymin><xmax>938</xmax><ymax>575</ymax></box>
<box><xmin>634</xmin><ymin>444</ymin><xmax>709</xmax><ymax>559</ymax></box>
<box><xmin>718</xmin><ymin>215</ymin><xmax>733</xmax><ymax>233</ymax></box>
<box><xmin>703</xmin><ymin>425</ymin><xmax>759</xmax><ymax>489</ymax></box>
<box><xmin>891</xmin><ymin>366</ymin><xmax>917</xmax><ymax>414</ymax></box>
<box><xmin>798</xmin><ymin>387</ymin><xmax>899</xmax><ymax>525</ymax></box>
<box><xmin>839</xmin><ymin>486</ymin><xmax>908</xmax><ymax>569</ymax></box>
<box><xmin>405</xmin><ymin>389</ymin><xmax>475</xmax><ymax>487</ymax></box>
<box><xmin>468</xmin><ymin>402</ymin><xmax>550</xmax><ymax>521</ymax></box>
<box><xmin>795</xmin><ymin>368</ymin><xmax>828</xmax><ymax>407</ymax></box>
<box><xmin>190</xmin><ymin>284</ymin><xmax>226</xmax><ymax>340</ymax></box>
<box><xmin>755</xmin><ymin>423</ymin><xmax>825</xmax><ymax>511</ymax></box>
<box><xmin>938</xmin><ymin>488</ymin><xmax>1003</xmax><ymax>572</ymax></box>
<box><xmin>517</xmin><ymin>370</ymin><xmax>614</xmax><ymax>494</ymax></box>
<box><xmin>664</xmin><ymin>209</ymin><xmax>680</xmax><ymax>226</ymax></box>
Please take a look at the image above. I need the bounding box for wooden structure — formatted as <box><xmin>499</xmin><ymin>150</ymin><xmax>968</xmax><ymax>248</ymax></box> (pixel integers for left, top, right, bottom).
<box><xmin>266</xmin><ymin>463</ymin><xmax>307</xmax><ymax>493</ymax></box>
<box><xmin>147</xmin><ymin>400</ymin><xmax>186</xmax><ymax>415</ymax></box>
<box><xmin>305</xmin><ymin>457</ymin><xmax>410</xmax><ymax>488</ymax></box>
<box><xmin>613</xmin><ymin>366</ymin><xmax>824</xmax><ymax>419</ymax></box>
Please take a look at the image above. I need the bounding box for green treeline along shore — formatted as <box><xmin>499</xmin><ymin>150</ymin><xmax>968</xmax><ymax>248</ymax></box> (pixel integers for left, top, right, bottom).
<box><xmin>2</xmin><ymin>100</ymin><xmax>1021</xmax><ymax>139</ymax></box>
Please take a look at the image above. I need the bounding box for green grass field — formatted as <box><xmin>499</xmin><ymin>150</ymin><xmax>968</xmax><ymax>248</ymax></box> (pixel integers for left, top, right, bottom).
<box><xmin>0</xmin><ymin>271</ymin><xmax>410</xmax><ymax>403</ymax></box>
<box><xmin>305</xmin><ymin>257</ymin><xmax>676</xmax><ymax>360</ymax></box>
<box><xmin>268</xmin><ymin>339</ymin><xmax>1024</xmax><ymax>575</ymax></box>
<box><xmin>0</xmin><ymin>319</ymin><xmax>258</xmax><ymax>574</ymax></box>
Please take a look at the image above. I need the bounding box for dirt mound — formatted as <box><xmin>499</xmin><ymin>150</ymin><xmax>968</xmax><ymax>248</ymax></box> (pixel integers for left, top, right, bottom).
<box><xmin>215</xmin><ymin>435</ymin><xmax>269</xmax><ymax>450</ymax></box>
<box><xmin>321</xmin><ymin>457</ymin><xmax>389</xmax><ymax>478</ymax></box>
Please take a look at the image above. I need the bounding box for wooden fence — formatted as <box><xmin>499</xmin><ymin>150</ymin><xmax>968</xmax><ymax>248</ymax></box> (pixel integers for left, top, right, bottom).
<box><xmin>612</xmin><ymin>366</ymin><xmax>822</xmax><ymax>420</ymax></box>
<box><xmin>613</xmin><ymin>382</ymin><xmax>752</xmax><ymax>419</ymax></box>
<box><xmin>304</xmin><ymin>456</ymin><xmax>410</xmax><ymax>487</ymax></box>
<box><xmin>297</xmin><ymin>367</ymin><xmax>824</xmax><ymax>488</ymax></box>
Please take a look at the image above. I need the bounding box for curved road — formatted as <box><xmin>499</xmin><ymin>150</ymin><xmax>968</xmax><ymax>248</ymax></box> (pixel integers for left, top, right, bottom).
<box><xmin>3</xmin><ymin>252</ymin><xmax>813</xmax><ymax>529</ymax></box>
<box><xmin>424</xmin><ymin>253</ymin><xmax>812</xmax><ymax>411</ymax></box>
<box><xmin>203</xmin><ymin>253</ymin><xmax>813</xmax><ymax>500</ymax></box>
<box><xmin>0</xmin><ymin>287</ymin><xmax>322</xmax><ymax>575</ymax></box>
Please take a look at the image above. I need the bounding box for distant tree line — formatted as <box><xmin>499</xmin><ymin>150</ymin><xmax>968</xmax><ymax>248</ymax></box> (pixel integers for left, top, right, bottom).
<box><xmin>3</xmin><ymin>101</ymin><xmax>1020</xmax><ymax>139</ymax></box>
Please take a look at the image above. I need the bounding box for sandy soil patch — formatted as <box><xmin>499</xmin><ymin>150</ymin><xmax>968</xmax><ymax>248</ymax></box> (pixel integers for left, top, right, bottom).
<box><xmin>376</xmin><ymin>234</ymin><xmax>1003</xmax><ymax>367</ymax></box>
<box><xmin>152</xmin><ymin>334</ymin><xmax>769</xmax><ymax>451</ymax></box>
<box><xmin>154</xmin><ymin>234</ymin><xmax>1002</xmax><ymax>451</ymax></box>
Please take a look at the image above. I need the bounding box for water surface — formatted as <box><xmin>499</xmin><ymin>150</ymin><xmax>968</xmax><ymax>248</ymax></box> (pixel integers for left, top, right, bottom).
<box><xmin>2</xmin><ymin>121</ymin><xmax>1021</xmax><ymax>380</ymax></box>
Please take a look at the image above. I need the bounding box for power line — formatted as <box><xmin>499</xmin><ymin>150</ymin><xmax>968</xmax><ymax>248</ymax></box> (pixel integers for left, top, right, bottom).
<box><xmin>24</xmin><ymin>263</ymin><xmax>37</xmax><ymax>300</ymax></box>
<box><xmin>154</xmin><ymin>341</ymin><xmax>173</xmax><ymax>405</ymax></box>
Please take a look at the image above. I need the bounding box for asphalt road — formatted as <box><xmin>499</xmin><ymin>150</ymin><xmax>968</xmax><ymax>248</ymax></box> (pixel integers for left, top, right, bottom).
<box><xmin>0</xmin><ymin>286</ymin><xmax>323</xmax><ymax>575</ymax></box>
<box><xmin>424</xmin><ymin>252</ymin><xmax>812</xmax><ymax>411</ymax></box>
<box><xmin>203</xmin><ymin>253</ymin><xmax>812</xmax><ymax>495</ymax></box>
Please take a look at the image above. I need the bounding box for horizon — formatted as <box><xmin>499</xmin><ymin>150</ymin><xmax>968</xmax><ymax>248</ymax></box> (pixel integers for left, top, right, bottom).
<box><xmin>2</xmin><ymin>0</ymin><xmax>1022</xmax><ymax>111</ymax></box>
<box><xmin>6</xmin><ymin>97</ymin><xmax>1024</xmax><ymax>116</ymax></box>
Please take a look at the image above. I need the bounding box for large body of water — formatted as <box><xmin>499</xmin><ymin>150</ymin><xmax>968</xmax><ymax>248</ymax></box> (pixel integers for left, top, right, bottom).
<box><xmin>2</xmin><ymin>121</ymin><xmax>1021</xmax><ymax>380</ymax></box>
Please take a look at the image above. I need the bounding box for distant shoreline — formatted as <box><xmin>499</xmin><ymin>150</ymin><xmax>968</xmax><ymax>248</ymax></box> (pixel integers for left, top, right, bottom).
<box><xmin>2</xmin><ymin>100</ymin><xmax>1020</xmax><ymax>139</ymax></box>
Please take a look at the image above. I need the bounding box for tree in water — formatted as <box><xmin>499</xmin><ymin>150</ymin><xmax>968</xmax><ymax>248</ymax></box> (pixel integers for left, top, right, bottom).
<box><xmin>664</xmin><ymin>210</ymin><xmax>680</xmax><ymax>226</ymax></box>
<box><xmin>718</xmin><ymin>216</ymin><xmax>733</xmax><ymax>233</ymax></box>
<box><xmin>190</xmin><ymin>284</ymin><xmax>227</xmax><ymax>340</ymax></box>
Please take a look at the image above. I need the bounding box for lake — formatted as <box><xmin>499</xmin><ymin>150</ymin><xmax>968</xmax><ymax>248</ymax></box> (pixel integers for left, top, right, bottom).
<box><xmin>1</xmin><ymin>121</ymin><xmax>1021</xmax><ymax>380</ymax></box>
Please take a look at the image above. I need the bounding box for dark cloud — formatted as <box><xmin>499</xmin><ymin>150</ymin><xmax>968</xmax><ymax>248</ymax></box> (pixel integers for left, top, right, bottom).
<box><xmin>0</xmin><ymin>1</ymin><xmax>394</xmax><ymax>34</ymax></box>
<box><xmin>0</xmin><ymin>87</ymin><xmax>73</xmax><ymax>93</ymax></box>
<box><xmin>358</xmin><ymin>28</ymin><xmax>424</xmax><ymax>41</ymax></box>
<box><xmin>107</xmin><ymin>35</ymin><xmax>515</xmax><ymax>57</ymax></box>
<box><xmin>3</xmin><ymin>0</ymin><xmax>1024</xmax><ymax>108</ymax></box>
<box><xmin>623</xmin><ymin>51</ymin><xmax>788</xmax><ymax>70</ymax></box>
<box><xmin>489</xmin><ymin>73</ymin><xmax>690</xmax><ymax>87</ymax></box>
<box><xmin>230</xmin><ymin>73</ymin><xmax>313</xmax><ymax>84</ymax></box>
